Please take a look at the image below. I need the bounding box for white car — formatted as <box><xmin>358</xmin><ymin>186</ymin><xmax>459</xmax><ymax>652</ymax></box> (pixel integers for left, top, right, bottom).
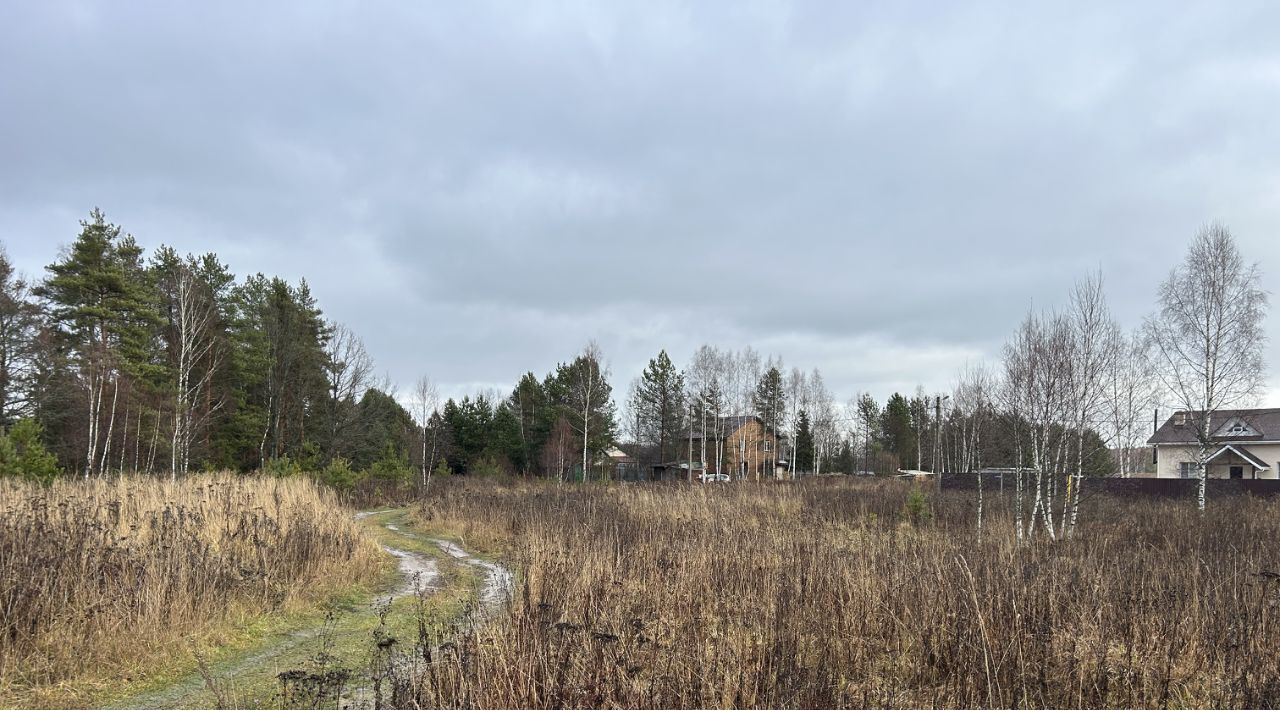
<box><xmin>699</xmin><ymin>473</ymin><xmax>730</xmax><ymax>483</ymax></box>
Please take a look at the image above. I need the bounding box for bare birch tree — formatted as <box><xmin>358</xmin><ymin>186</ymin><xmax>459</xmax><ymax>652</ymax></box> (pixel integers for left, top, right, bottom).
<box><xmin>686</xmin><ymin>345</ymin><xmax>727</xmax><ymax>475</ymax></box>
<box><xmin>808</xmin><ymin>369</ymin><xmax>836</xmax><ymax>476</ymax></box>
<box><xmin>320</xmin><ymin>322</ymin><xmax>376</xmax><ymax>466</ymax></box>
<box><xmin>785</xmin><ymin>366</ymin><xmax>806</xmax><ymax>478</ymax></box>
<box><xmin>953</xmin><ymin>363</ymin><xmax>993</xmax><ymax>535</ymax></box>
<box><xmin>1144</xmin><ymin>224</ymin><xmax>1268</xmax><ymax>512</ymax></box>
<box><xmin>169</xmin><ymin>262</ymin><xmax>225</xmax><ymax>478</ymax></box>
<box><xmin>1104</xmin><ymin>331</ymin><xmax>1157</xmax><ymax>476</ymax></box>
<box><xmin>413</xmin><ymin>375</ymin><xmax>440</xmax><ymax>489</ymax></box>
<box><xmin>563</xmin><ymin>341</ymin><xmax>613</xmax><ymax>482</ymax></box>
<box><xmin>1001</xmin><ymin>310</ymin><xmax>1074</xmax><ymax>541</ymax></box>
<box><xmin>1062</xmin><ymin>273</ymin><xmax>1121</xmax><ymax>537</ymax></box>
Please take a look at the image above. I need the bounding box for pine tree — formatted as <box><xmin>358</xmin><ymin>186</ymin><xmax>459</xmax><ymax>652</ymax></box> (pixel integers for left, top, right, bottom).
<box><xmin>632</xmin><ymin>350</ymin><xmax>686</xmax><ymax>466</ymax></box>
<box><xmin>487</xmin><ymin>403</ymin><xmax>526</xmax><ymax>472</ymax></box>
<box><xmin>509</xmin><ymin>372</ymin><xmax>550</xmax><ymax>475</ymax></box>
<box><xmin>38</xmin><ymin>210</ymin><xmax>160</xmax><ymax>477</ymax></box>
<box><xmin>0</xmin><ymin>250</ymin><xmax>42</xmax><ymax>426</ymax></box>
<box><xmin>753</xmin><ymin>366</ymin><xmax>786</xmax><ymax>433</ymax></box>
<box><xmin>881</xmin><ymin>393</ymin><xmax>915</xmax><ymax>470</ymax></box>
<box><xmin>555</xmin><ymin>343</ymin><xmax>616</xmax><ymax>481</ymax></box>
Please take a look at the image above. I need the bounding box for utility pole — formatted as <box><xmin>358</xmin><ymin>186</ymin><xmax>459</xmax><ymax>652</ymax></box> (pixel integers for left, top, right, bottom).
<box><xmin>934</xmin><ymin>395</ymin><xmax>948</xmax><ymax>491</ymax></box>
<box><xmin>933</xmin><ymin>395</ymin><xmax>948</xmax><ymax>471</ymax></box>
<box><xmin>688</xmin><ymin>401</ymin><xmax>695</xmax><ymax>483</ymax></box>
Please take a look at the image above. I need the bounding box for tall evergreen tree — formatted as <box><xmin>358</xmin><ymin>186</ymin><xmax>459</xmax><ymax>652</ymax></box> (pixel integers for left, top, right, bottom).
<box><xmin>555</xmin><ymin>343</ymin><xmax>616</xmax><ymax>480</ymax></box>
<box><xmin>753</xmin><ymin>365</ymin><xmax>786</xmax><ymax>434</ymax></box>
<box><xmin>150</xmin><ymin>246</ymin><xmax>232</xmax><ymax>476</ymax></box>
<box><xmin>631</xmin><ymin>350</ymin><xmax>686</xmax><ymax>466</ymax></box>
<box><xmin>0</xmin><ymin>250</ymin><xmax>41</xmax><ymax>426</ymax></box>
<box><xmin>881</xmin><ymin>392</ymin><xmax>915</xmax><ymax>470</ymax></box>
<box><xmin>854</xmin><ymin>393</ymin><xmax>881</xmax><ymax>473</ymax></box>
<box><xmin>38</xmin><ymin>210</ymin><xmax>160</xmax><ymax>477</ymax></box>
<box><xmin>793</xmin><ymin>409</ymin><xmax>814</xmax><ymax>472</ymax></box>
<box><xmin>487</xmin><ymin>403</ymin><xmax>526</xmax><ymax>472</ymax></box>
<box><xmin>509</xmin><ymin>372</ymin><xmax>550</xmax><ymax>476</ymax></box>
<box><xmin>349</xmin><ymin>388</ymin><xmax>415</xmax><ymax>470</ymax></box>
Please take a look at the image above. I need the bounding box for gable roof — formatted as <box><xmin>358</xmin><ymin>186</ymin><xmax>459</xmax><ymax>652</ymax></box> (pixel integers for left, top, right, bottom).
<box><xmin>685</xmin><ymin>415</ymin><xmax>783</xmax><ymax>440</ymax></box>
<box><xmin>1147</xmin><ymin>408</ymin><xmax>1280</xmax><ymax>444</ymax></box>
<box><xmin>1205</xmin><ymin>444</ymin><xmax>1271</xmax><ymax>470</ymax></box>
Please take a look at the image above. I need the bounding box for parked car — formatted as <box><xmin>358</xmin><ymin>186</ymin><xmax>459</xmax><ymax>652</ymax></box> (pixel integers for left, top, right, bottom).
<box><xmin>699</xmin><ymin>473</ymin><xmax>730</xmax><ymax>483</ymax></box>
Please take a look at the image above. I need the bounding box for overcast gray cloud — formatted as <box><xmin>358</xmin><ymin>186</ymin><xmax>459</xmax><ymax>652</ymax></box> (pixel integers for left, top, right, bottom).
<box><xmin>3</xmin><ymin>0</ymin><xmax>1278</xmax><ymax>407</ymax></box>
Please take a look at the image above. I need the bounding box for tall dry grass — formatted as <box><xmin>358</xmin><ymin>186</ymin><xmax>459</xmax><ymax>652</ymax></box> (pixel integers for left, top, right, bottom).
<box><xmin>400</xmin><ymin>479</ymin><xmax>1280</xmax><ymax>709</ymax></box>
<box><xmin>0</xmin><ymin>473</ymin><xmax>382</xmax><ymax>702</ymax></box>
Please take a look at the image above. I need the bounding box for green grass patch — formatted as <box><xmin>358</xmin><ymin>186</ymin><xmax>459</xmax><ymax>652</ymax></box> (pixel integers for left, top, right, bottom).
<box><xmin>96</xmin><ymin>508</ymin><xmax>479</xmax><ymax>709</ymax></box>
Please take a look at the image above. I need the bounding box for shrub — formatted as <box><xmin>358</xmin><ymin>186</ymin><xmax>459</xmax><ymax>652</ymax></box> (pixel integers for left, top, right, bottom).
<box><xmin>432</xmin><ymin>460</ymin><xmax>452</xmax><ymax>480</ymax></box>
<box><xmin>262</xmin><ymin>455</ymin><xmax>303</xmax><ymax>478</ymax></box>
<box><xmin>468</xmin><ymin>454</ymin><xmax>510</xmax><ymax>479</ymax></box>
<box><xmin>902</xmin><ymin>488</ymin><xmax>931</xmax><ymax>525</ymax></box>
<box><xmin>0</xmin><ymin>419</ymin><xmax>61</xmax><ymax>484</ymax></box>
<box><xmin>316</xmin><ymin>457</ymin><xmax>362</xmax><ymax>492</ymax></box>
<box><xmin>367</xmin><ymin>444</ymin><xmax>412</xmax><ymax>482</ymax></box>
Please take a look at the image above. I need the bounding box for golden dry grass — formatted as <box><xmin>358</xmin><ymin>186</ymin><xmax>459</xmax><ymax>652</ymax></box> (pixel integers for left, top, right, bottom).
<box><xmin>400</xmin><ymin>478</ymin><xmax>1280</xmax><ymax>709</ymax></box>
<box><xmin>0</xmin><ymin>474</ymin><xmax>382</xmax><ymax>705</ymax></box>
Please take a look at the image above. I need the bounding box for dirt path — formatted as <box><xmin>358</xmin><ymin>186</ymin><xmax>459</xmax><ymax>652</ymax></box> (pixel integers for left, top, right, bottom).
<box><xmin>104</xmin><ymin>508</ymin><xmax>507</xmax><ymax>709</ymax></box>
<box><xmin>433</xmin><ymin>538</ymin><xmax>514</xmax><ymax>612</ymax></box>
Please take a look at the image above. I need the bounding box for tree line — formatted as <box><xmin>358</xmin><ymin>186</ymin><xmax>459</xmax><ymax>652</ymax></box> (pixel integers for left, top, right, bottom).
<box><xmin>2</xmin><ymin>210</ymin><xmax>424</xmax><ymax>485</ymax></box>
<box><xmin>0</xmin><ymin>214</ymin><xmax>1267</xmax><ymax>517</ymax></box>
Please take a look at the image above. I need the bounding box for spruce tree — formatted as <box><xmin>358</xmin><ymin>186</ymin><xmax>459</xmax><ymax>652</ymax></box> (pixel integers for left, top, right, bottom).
<box><xmin>793</xmin><ymin>410</ymin><xmax>814</xmax><ymax>473</ymax></box>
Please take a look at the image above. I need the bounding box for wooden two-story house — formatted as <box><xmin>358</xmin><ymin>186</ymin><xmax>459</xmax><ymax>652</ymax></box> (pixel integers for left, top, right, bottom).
<box><xmin>684</xmin><ymin>415</ymin><xmax>788</xmax><ymax>481</ymax></box>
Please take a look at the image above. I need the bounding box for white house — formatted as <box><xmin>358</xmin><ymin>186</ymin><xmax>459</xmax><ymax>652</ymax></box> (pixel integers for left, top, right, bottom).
<box><xmin>1148</xmin><ymin>409</ymin><xmax>1280</xmax><ymax>480</ymax></box>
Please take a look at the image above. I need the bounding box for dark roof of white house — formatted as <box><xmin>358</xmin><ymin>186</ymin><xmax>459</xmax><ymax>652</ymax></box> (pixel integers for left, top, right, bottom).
<box><xmin>1147</xmin><ymin>408</ymin><xmax>1280</xmax><ymax>444</ymax></box>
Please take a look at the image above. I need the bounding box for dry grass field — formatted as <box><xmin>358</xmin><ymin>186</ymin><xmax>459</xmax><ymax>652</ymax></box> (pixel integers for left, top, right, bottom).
<box><xmin>399</xmin><ymin>478</ymin><xmax>1280</xmax><ymax>709</ymax></box>
<box><xmin>0</xmin><ymin>474</ymin><xmax>382</xmax><ymax>706</ymax></box>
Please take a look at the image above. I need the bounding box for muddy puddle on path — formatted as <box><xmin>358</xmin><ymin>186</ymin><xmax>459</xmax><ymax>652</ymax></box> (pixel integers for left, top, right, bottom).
<box><xmin>381</xmin><ymin>522</ymin><xmax>514</xmax><ymax>613</ymax></box>
<box><xmin>385</xmin><ymin>546</ymin><xmax>440</xmax><ymax>597</ymax></box>
<box><xmin>433</xmin><ymin>539</ymin><xmax>515</xmax><ymax>612</ymax></box>
<box><xmin>105</xmin><ymin>510</ymin><xmax>471</xmax><ymax>710</ymax></box>
<box><xmin>337</xmin><ymin>518</ymin><xmax>515</xmax><ymax>708</ymax></box>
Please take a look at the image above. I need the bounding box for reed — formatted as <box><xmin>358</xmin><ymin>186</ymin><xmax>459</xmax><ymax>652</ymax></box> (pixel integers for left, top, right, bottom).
<box><xmin>399</xmin><ymin>478</ymin><xmax>1280</xmax><ymax>708</ymax></box>
<box><xmin>0</xmin><ymin>473</ymin><xmax>382</xmax><ymax>704</ymax></box>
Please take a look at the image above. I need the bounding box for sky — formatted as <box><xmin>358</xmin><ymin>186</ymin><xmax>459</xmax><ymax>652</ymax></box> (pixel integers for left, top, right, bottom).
<box><xmin>3</xmin><ymin>0</ymin><xmax>1279</xmax><ymax>410</ymax></box>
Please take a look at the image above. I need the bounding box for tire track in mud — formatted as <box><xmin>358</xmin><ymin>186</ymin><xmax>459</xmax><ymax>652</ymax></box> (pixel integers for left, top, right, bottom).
<box><xmin>343</xmin><ymin>519</ymin><xmax>515</xmax><ymax>707</ymax></box>
<box><xmin>106</xmin><ymin>509</ymin><xmax>509</xmax><ymax>709</ymax></box>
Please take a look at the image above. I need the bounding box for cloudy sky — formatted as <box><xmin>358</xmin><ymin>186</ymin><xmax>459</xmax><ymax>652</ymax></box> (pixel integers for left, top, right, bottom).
<box><xmin>3</xmin><ymin>1</ymin><xmax>1278</xmax><ymax>408</ymax></box>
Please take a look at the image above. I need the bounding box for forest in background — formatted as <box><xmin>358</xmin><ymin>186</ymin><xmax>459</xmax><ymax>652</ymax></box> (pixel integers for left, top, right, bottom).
<box><xmin>0</xmin><ymin>211</ymin><xmax>1258</xmax><ymax>498</ymax></box>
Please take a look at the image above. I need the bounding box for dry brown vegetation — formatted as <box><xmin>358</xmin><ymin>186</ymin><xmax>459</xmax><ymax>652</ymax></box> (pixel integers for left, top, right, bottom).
<box><xmin>0</xmin><ymin>474</ymin><xmax>382</xmax><ymax>705</ymax></box>
<box><xmin>400</xmin><ymin>478</ymin><xmax>1280</xmax><ymax>709</ymax></box>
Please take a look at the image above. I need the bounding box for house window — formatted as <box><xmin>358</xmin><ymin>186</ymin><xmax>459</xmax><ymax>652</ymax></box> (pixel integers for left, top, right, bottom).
<box><xmin>1178</xmin><ymin>462</ymin><xmax>1197</xmax><ymax>479</ymax></box>
<box><xmin>763</xmin><ymin>440</ymin><xmax>773</xmax><ymax>453</ymax></box>
<box><xmin>1227</xmin><ymin>423</ymin><xmax>1249</xmax><ymax>435</ymax></box>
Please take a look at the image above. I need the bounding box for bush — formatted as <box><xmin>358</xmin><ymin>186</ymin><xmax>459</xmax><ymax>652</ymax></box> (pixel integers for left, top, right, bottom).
<box><xmin>902</xmin><ymin>488</ymin><xmax>931</xmax><ymax>525</ymax></box>
<box><xmin>468</xmin><ymin>454</ymin><xmax>510</xmax><ymax>479</ymax></box>
<box><xmin>316</xmin><ymin>457</ymin><xmax>362</xmax><ymax>492</ymax></box>
<box><xmin>367</xmin><ymin>444</ymin><xmax>412</xmax><ymax>482</ymax></box>
<box><xmin>262</xmin><ymin>455</ymin><xmax>304</xmax><ymax>478</ymax></box>
<box><xmin>0</xmin><ymin>419</ymin><xmax>61</xmax><ymax>484</ymax></box>
<box><xmin>432</xmin><ymin>460</ymin><xmax>452</xmax><ymax>480</ymax></box>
